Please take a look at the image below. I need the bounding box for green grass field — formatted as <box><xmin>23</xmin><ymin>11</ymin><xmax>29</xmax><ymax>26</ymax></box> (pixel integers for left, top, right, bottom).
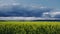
<box><xmin>0</xmin><ymin>21</ymin><xmax>60</xmax><ymax>34</ymax></box>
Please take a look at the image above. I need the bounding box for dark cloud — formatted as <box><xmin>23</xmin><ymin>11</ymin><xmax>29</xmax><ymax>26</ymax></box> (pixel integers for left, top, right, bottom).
<box><xmin>0</xmin><ymin>3</ymin><xmax>60</xmax><ymax>18</ymax></box>
<box><xmin>0</xmin><ymin>3</ymin><xmax>52</xmax><ymax>17</ymax></box>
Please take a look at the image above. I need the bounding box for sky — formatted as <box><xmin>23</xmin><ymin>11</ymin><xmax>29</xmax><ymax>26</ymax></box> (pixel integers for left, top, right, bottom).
<box><xmin>17</xmin><ymin>0</ymin><xmax>60</xmax><ymax>9</ymax></box>
<box><xmin>0</xmin><ymin>0</ymin><xmax>60</xmax><ymax>9</ymax></box>
<box><xmin>0</xmin><ymin>0</ymin><xmax>60</xmax><ymax>20</ymax></box>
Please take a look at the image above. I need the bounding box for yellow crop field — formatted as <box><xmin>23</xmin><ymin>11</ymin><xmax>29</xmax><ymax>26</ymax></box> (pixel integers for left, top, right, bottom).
<box><xmin>0</xmin><ymin>21</ymin><xmax>60</xmax><ymax>34</ymax></box>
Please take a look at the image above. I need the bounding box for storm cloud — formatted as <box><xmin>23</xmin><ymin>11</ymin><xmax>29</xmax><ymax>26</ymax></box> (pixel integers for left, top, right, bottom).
<box><xmin>0</xmin><ymin>1</ymin><xmax>60</xmax><ymax>18</ymax></box>
<box><xmin>0</xmin><ymin>3</ymin><xmax>52</xmax><ymax>17</ymax></box>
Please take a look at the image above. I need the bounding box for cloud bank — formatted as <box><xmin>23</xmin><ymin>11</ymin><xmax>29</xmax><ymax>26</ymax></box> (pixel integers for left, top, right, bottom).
<box><xmin>0</xmin><ymin>3</ymin><xmax>52</xmax><ymax>17</ymax></box>
<box><xmin>0</xmin><ymin>1</ymin><xmax>60</xmax><ymax>19</ymax></box>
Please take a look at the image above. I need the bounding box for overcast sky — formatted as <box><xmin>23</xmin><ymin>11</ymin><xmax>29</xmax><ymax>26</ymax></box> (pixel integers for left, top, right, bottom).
<box><xmin>0</xmin><ymin>0</ymin><xmax>60</xmax><ymax>19</ymax></box>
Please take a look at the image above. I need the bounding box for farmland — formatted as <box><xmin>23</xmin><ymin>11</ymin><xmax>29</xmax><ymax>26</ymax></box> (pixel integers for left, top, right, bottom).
<box><xmin>0</xmin><ymin>21</ymin><xmax>60</xmax><ymax>34</ymax></box>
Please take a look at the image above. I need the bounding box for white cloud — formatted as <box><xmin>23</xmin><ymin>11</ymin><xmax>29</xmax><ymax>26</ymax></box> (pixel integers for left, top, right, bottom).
<box><xmin>42</xmin><ymin>9</ymin><xmax>60</xmax><ymax>18</ymax></box>
<box><xmin>42</xmin><ymin>12</ymin><xmax>50</xmax><ymax>18</ymax></box>
<box><xmin>0</xmin><ymin>17</ymin><xmax>59</xmax><ymax>20</ymax></box>
<box><xmin>49</xmin><ymin>11</ymin><xmax>60</xmax><ymax>17</ymax></box>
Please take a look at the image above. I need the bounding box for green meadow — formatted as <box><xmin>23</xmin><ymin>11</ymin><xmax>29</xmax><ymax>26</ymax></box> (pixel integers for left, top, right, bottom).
<box><xmin>0</xmin><ymin>21</ymin><xmax>60</xmax><ymax>34</ymax></box>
